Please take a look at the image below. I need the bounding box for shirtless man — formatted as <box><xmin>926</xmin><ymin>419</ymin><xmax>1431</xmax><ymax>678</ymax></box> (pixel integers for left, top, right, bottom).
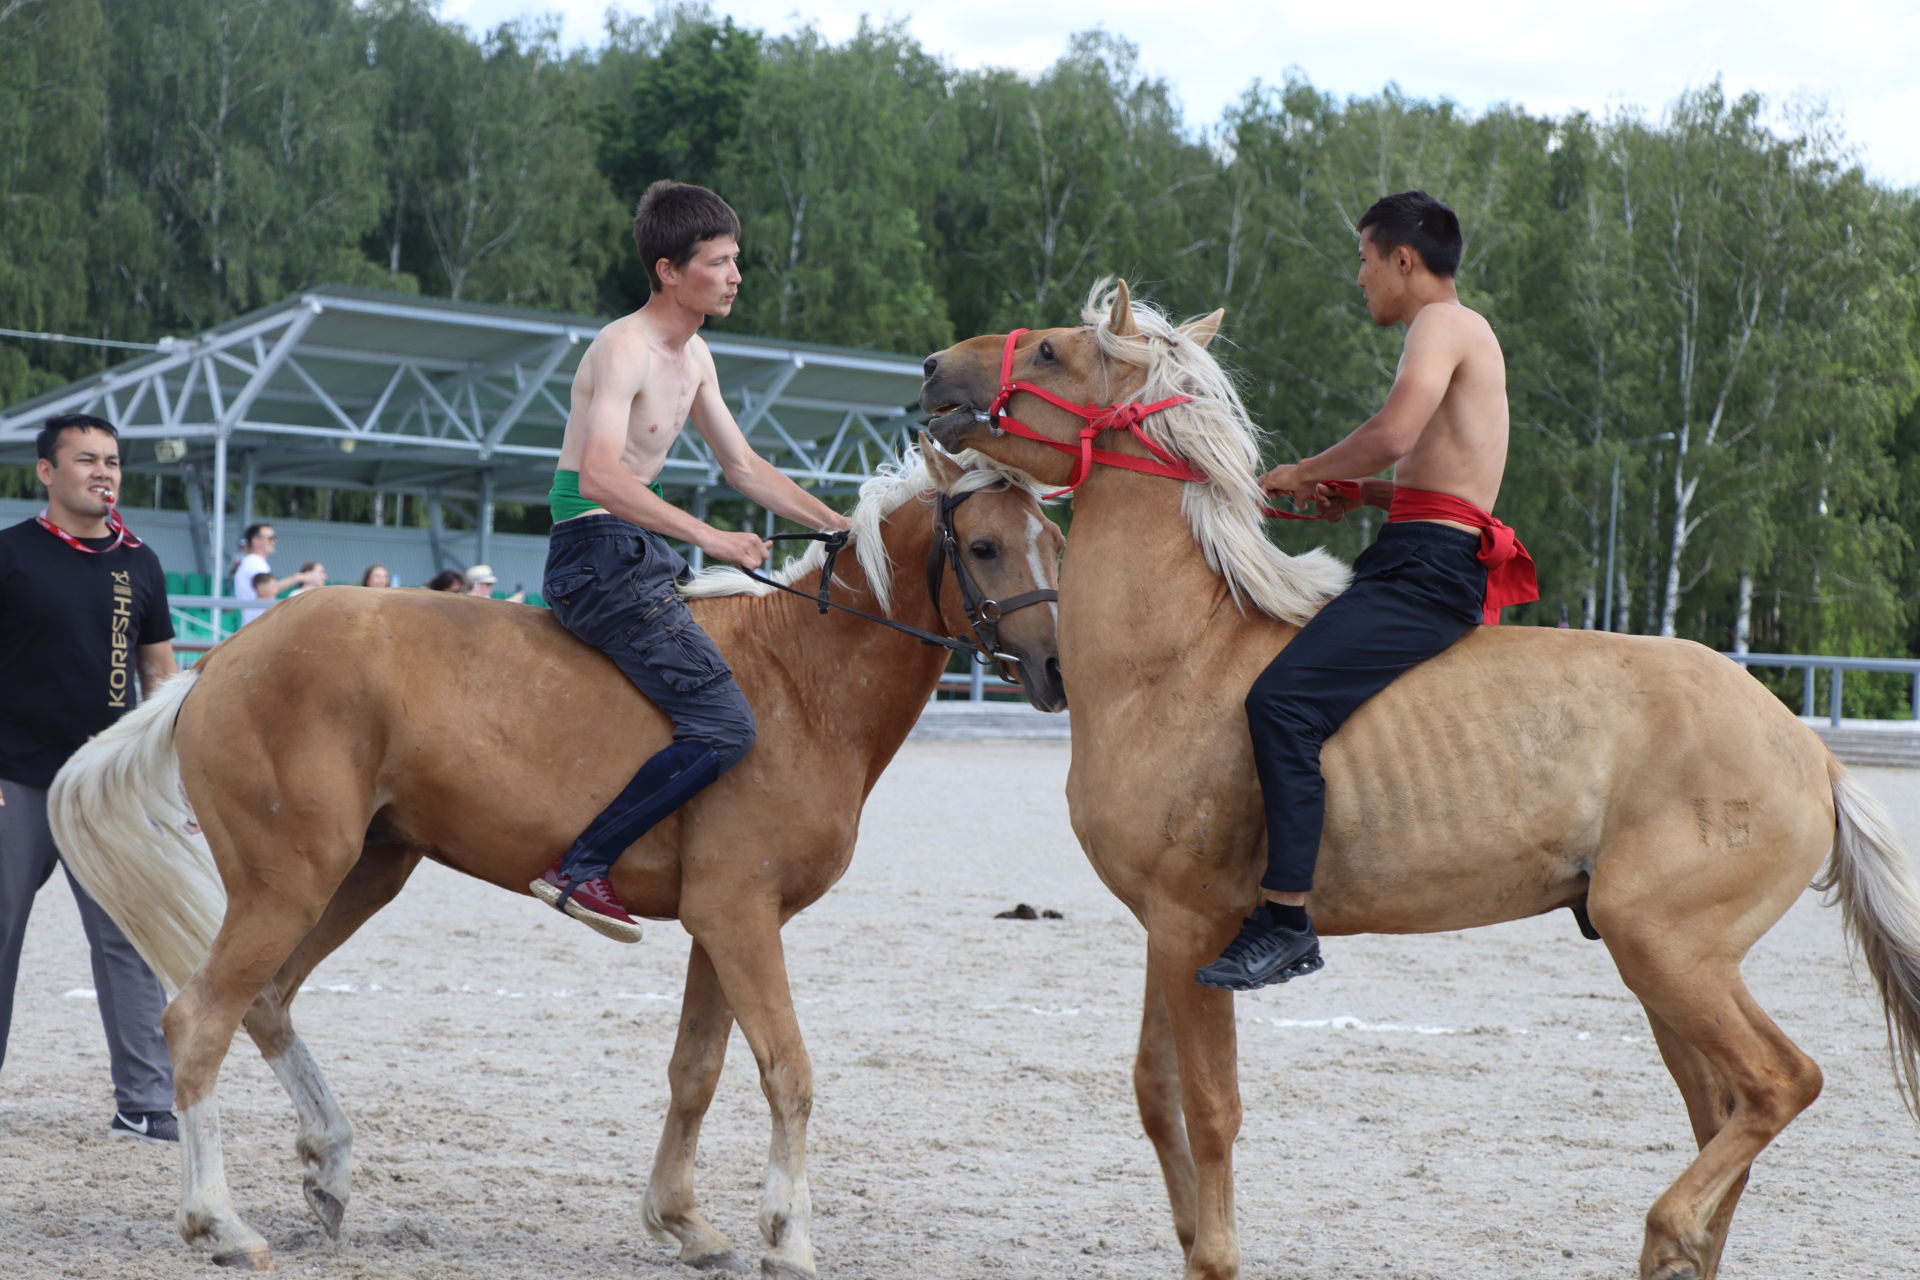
<box><xmin>529</xmin><ymin>180</ymin><xmax>852</xmax><ymax>941</ymax></box>
<box><xmin>1196</xmin><ymin>190</ymin><xmax>1537</xmax><ymax>991</ymax></box>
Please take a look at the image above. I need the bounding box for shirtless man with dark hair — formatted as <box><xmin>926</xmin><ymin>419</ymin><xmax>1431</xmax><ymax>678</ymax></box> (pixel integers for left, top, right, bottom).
<box><xmin>530</xmin><ymin>181</ymin><xmax>852</xmax><ymax>941</ymax></box>
<box><xmin>1198</xmin><ymin>189</ymin><xmax>1538</xmax><ymax>991</ymax></box>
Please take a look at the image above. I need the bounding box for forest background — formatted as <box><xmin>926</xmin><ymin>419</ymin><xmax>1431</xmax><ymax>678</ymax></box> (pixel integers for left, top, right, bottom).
<box><xmin>4</xmin><ymin>0</ymin><xmax>1919</xmax><ymax>691</ymax></box>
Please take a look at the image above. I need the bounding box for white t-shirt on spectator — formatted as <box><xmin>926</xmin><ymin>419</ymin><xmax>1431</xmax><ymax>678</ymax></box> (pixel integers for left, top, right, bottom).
<box><xmin>233</xmin><ymin>552</ymin><xmax>272</xmax><ymax>625</ymax></box>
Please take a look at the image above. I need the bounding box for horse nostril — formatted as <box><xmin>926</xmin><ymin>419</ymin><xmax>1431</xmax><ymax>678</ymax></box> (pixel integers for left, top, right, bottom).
<box><xmin>923</xmin><ymin>354</ymin><xmax>939</xmax><ymax>378</ymax></box>
<box><xmin>1046</xmin><ymin>656</ymin><xmax>1062</xmax><ymax>687</ymax></box>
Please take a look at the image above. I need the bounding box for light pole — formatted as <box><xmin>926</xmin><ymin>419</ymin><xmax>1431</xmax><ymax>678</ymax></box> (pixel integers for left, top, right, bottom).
<box><xmin>1601</xmin><ymin>432</ymin><xmax>1676</xmax><ymax>631</ymax></box>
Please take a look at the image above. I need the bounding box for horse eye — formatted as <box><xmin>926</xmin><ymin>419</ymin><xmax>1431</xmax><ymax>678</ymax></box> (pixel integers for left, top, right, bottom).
<box><xmin>1037</xmin><ymin>340</ymin><xmax>1055</xmax><ymax>362</ymax></box>
<box><xmin>968</xmin><ymin>540</ymin><xmax>998</xmax><ymax>560</ymax></box>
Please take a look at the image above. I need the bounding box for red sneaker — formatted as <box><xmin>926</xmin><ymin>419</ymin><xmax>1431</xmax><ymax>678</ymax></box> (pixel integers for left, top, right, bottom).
<box><xmin>529</xmin><ymin>861</ymin><xmax>644</xmax><ymax>944</ymax></box>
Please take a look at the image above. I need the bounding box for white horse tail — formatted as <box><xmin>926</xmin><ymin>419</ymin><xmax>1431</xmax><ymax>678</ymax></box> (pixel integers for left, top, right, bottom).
<box><xmin>1815</xmin><ymin>761</ymin><xmax>1920</xmax><ymax>1115</ymax></box>
<box><xmin>48</xmin><ymin>671</ymin><xmax>225</xmax><ymax>997</ymax></box>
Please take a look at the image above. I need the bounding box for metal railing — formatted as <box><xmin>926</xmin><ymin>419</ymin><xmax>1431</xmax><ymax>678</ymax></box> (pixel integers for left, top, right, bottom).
<box><xmin>1726</xmin><ymin>652</ymin><xmax>1920</xmax><ymax>727</ymax></box>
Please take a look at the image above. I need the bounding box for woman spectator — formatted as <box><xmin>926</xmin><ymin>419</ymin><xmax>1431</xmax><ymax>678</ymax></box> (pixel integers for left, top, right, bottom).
<box><xmin>424</xmin><ymin>569</ymin><xmax>465</xmax><ymax>592</ymax></box>
<box><xmin>360</xmin><ymin>564</ymin><xmax>391</xmax><ymax>588</ymax></box>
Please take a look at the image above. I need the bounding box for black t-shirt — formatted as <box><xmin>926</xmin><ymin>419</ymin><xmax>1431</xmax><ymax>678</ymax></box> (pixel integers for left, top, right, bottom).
<box><xmin>0</xmin><ymin>517</ymin><xmax>174</xmax><ymax>788</ymax></box>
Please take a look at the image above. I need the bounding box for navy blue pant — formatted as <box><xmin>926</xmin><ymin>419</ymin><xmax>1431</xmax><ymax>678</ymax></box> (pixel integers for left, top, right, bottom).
<box><xmin>1244</xmin><ymin>522</ymin><xmax>1487</xmax><ymax>893</ymax></box>
<box><xmin>543</xmin><ymin>514</ymin><xmax>756</xmax><ymax>880</ymax></box>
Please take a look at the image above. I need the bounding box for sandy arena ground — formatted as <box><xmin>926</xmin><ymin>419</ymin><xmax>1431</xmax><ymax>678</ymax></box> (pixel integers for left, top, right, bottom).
<box><xmin>5</xmin><ymin>744</ymin><xmax>1920</xmax><ymax>1279</ymax></box>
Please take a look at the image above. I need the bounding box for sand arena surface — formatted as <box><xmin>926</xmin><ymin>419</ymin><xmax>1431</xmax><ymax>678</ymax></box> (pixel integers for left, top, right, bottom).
<box><xmin>5</xmin><ymin>745</ymin><xmax>1920</xmax><ymax>1278</ymax></box>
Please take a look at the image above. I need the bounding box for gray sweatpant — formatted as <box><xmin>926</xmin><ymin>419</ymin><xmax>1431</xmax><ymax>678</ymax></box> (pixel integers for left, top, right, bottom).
<box><xmin>0</xmin><ymin>776</ymin><xmax>174</xmax><ymax>1113</ymax></box>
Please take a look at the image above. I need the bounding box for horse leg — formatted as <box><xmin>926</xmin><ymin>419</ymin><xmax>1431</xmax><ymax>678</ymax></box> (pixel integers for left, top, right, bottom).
<box><xmin>1135</xmin><ymin>943</ymin><xmax>1199</xmax><ymax>1257</ymax></box>
<box><xmin>240</xmin><ymin>841</ymin><xmax>421</xmax><ymax>1241</ymax></box>
<box><xmin>641</xmin><ymin>939</ymin><xmax>749</xmax><ymax>1273</ymax></box>
<box><xmin>690</xmin><ymin>914</ymin><xmax>816</xmax><ymax>1280</ymax></box>
<box><xmin>1639</xmin><ymin>1005</ymin><xmax>1750</xmax><ymax>1279</ymax></box>
<box><xmin>1605</xmin><ymin>942</ymin><xmax>1821</xmax><ymax>1280</ymax></box>
<box><xmin>1148</xmin><ymin>925</ymin><xmax>1244</xmax><ymax>1280</ymax></box>
<box><xmin>168</xmin><ymin>889</ymin><xmax>340</xmax><ymax>1268</ymax></box>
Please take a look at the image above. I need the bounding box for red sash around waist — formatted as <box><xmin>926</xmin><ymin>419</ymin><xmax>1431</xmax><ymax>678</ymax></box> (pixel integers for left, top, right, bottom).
<box><xmin>1386</xmin><ymin>486</ymin><xmax>1537</xmax><ymax>625</ymax></box>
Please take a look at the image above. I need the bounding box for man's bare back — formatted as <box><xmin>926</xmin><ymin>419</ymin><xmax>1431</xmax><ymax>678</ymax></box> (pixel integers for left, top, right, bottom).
<box><xmin>1384</xmin><ymin>300</ymin><xmax>1509</xmax><ymax>516</ymax></box>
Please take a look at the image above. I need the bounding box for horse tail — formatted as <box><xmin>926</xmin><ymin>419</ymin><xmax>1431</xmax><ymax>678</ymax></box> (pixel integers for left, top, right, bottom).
<box><xmin>1815</xmin><ymin>760</ymin><xmax>1920</xmax><ymax>1116</ymax></box>
<box><xmin>48</xmin><ymin>671</ymin><xmax>224</xmax><ymax>998</ymax></box>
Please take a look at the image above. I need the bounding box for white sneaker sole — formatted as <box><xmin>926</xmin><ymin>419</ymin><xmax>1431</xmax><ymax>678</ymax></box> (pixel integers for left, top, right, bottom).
<box><xmin>528</xmin><ymin>877</ymin><xmax>644</xmax><ymax>944</ymax></box>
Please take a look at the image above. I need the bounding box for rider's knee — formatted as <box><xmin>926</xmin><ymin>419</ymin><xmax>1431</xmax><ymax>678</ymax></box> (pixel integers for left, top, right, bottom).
<box><xmin>704</xmin><ymin>702</ymin><xmax>757</xmax><ymax>774</ymax></box>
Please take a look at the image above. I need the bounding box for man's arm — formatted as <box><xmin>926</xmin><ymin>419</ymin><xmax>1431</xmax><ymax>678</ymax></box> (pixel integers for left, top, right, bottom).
<box><xmin>572</xmin><ymin>337</ymin><xmax>772</xmax><ymax>566</ymax></box>
<box><xmin>1259</xmin><ymin>309</ymin><xmax>1462</xmax><ymax>505</ymax></box>
<box><xmin>138</xmin><ymin>641</ymin><xmax>178</xmax><ymax>696</ymax></box>
<box><xmin>260</xmin><ymin>570</ymin><xmax>319</xmax><ymax>597</ymax></box>
<box><xmin>688</xmin><ymin>348</ymin><xmax>852</xmax><ymax>533</ymax></box>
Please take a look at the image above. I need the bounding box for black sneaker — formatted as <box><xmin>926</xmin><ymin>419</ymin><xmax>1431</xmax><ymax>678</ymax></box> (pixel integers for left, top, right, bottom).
<box><xmin>1194</xmin><ymin>913</ymin><xmax>1324</xmax><ymax>990</ymax></box>
<box><xmin>109</xmin><ymin>1109</ymin><xmax>180</xmax><ymax>1143</ymax></box>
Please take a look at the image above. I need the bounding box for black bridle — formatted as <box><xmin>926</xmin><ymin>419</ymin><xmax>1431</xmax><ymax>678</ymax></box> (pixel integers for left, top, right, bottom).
<box><xmin>740</xmin><ymin>487</ymin><xmax>1057</xmax><ymax>666</ymax></box>
<box><xmin>923</xmin><ymin>488</ymin><xmax>1059</xmax><ymax>669</ymax></box>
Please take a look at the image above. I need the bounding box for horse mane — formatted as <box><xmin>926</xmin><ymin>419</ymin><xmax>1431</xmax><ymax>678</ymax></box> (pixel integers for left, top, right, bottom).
<box><xmin>678</xmin><ymin>444</ymin><xmax>1043</xmax><ymax>612</ymax></box>
<box><xmin>1081</xmin><ymin>281</ymin><xmax>1351</xmax><ymax>623</ymax></box>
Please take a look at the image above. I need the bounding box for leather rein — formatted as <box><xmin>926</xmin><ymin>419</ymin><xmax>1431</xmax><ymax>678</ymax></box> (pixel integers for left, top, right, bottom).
<box><xmin>740</xmin><ymin>487</ymin><xmax>1056</xmax><ymax>667</ymax></box>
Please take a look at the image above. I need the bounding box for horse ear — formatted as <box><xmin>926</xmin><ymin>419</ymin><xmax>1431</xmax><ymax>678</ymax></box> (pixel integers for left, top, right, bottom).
<box><xmin>1180</xmin><ymin>308</ymin><xmax>1225</xmax><ymax>348</ymax></box>
<box><xmin>1107</xmin><ymin>280</ymin><xmax>1138</xmax><ymax>337</ymax></box>
<box><xmin>918</xmin><ymin>432</ymin><xmax>964</xmax><ymax>490</ymax></box>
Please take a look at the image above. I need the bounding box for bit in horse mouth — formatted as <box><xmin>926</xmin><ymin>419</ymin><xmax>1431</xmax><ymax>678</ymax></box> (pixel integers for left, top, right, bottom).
<box><xmin>926</xmin><ymin>404</ymin><xmax>987</xmax><ymax>433</ymax></box>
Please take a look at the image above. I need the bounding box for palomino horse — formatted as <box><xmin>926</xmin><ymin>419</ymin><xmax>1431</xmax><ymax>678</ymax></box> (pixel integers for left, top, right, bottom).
<box><xmin>922</xmin><ymin>282</ymin><xmax>1920</xmax><ymax>1280</ymax></box>
<box><xmin>49</xmin><ymin>444</ymin><xmax>1065</xmax><ymax>1276</ymax></box>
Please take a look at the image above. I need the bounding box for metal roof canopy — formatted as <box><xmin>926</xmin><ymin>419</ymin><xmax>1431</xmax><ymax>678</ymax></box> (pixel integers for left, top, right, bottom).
<box><xmin>0</xmin><ymin>285</ymin><xmax>929</xmax><ymax>576</ymax></box>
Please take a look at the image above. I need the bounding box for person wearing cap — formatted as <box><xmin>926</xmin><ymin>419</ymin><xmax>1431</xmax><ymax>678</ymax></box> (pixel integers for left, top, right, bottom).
<box><xmin>463</xmin><ymin>565</ymin><xmax>524</xmax><ymax>603</ymax></box>
<box><xmin>0</xmin><ymin>413</ymin><xmax>180</xmax><ymax>1144</ymax></box>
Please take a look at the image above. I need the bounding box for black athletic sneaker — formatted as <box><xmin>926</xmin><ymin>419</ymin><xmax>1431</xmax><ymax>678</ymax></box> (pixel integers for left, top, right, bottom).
<box><xmin>109</xmin><ymin>1109</ymin><xmax>180</xmax><ymax>1143</ymax></box>
<box><xmin>1194</xmin><ymin>913</ymin><xmax>1325</xmax><ymax>990</ymax></box>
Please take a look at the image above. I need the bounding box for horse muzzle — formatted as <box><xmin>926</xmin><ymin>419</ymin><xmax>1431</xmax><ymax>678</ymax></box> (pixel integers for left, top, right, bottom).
<box><xmin>1004</xmin><ymin>650</ymin><xmax>1067</xmax><ymax>714</ymax></box>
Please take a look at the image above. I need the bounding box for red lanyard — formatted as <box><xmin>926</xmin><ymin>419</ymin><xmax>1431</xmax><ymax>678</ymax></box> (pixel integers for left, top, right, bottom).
<box><xmin>35</xmin><ymin>508</ymin><xmax>142</xmax><ymax>553</ymax></box>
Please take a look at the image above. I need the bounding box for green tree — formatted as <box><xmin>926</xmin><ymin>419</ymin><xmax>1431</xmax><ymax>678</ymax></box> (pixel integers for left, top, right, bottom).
<box><xmin>715</xmin><ymin>20</ymin><xmax>953</xmax><ymax>351</ymax></box>
<box><xmin>366</xmin><ymin>10</ymin><xmax>621</xmax><ymax>309</ymax></box>
<box><xmin>589</xmin><ymin>9</ymin><xmax>763</xmax><ymax>312</ymax></box>
<box><xmin>94</xmin><ymin>0</ymin><xmax>388</xmax><ymax>337</ymax></box>
<box><xmin>0</xmin><ymin>0</ymin><xmax>107</xmax><ymax>403</ymax></box>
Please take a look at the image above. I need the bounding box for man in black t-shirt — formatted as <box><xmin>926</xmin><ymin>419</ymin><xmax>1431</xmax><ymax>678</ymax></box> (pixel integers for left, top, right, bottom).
<box><xmin>0</xmin><ymin>414</ymin><xmax>179</xmax><ymax>1143</ymax></box>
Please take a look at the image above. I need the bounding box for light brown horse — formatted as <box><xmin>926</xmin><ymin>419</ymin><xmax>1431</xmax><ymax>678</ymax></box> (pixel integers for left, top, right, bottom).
<box><xmin>922</xmin><ymin>282</ymin><xmax>1920</xmax><ymax>1280</ymax></box>
<box><xmin>49</xmin><ymin>445</ymin><xmax>1065</xmax><ymax>1276</ymax></box>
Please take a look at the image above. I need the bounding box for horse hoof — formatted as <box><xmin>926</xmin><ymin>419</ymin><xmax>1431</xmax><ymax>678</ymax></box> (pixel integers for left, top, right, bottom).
<box><xmin>211</xmin><ymin>1244</ymin><xmax>275</xmax><ymax>1270</ymax></box>
<box><xmin>686</xmin><ymin>1250</ymin><xmax>751</xmax><ymax>1274</ymax></box>
<box><xmin>1648</xmin><ymin>1264</ymin><xmax>1701</xmax><ymax>1280</ymax></box>
<box><xmin>760</xmin><ymin>1259</ymin><xmax>815</xmax><ymax>1280</ymax></box>
<box><xmin>303</xmin><ymin>1179</ymin><xmax>346</xmax><ymax>1240</ymax></box>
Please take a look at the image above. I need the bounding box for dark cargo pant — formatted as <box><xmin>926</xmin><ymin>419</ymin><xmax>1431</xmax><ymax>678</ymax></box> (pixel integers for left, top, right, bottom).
<box><xmin>1244</xmin><ymin>522</ymin><xmax>1488</xmax><ymax>893</ymax></box>
<box><xmin>0</xmin><ymin>777</ymin><xmax>174</xmax><ymax>1112</ymax></box>
<box><xmin>543</xmin><ymin>514</ymin><xmax>756</xmax><ymax>879</ymax></box>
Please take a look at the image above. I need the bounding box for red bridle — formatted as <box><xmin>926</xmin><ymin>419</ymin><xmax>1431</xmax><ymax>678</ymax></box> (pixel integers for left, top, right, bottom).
<box><xmin>985</xmin><ymin>328</ymin><xmax>1201</xmax><ymax>500</ymax></box>
<box><xmin>982</xmin><ymin>327</ymin><xmax>1352</xmax><ymax>520</ymax></box>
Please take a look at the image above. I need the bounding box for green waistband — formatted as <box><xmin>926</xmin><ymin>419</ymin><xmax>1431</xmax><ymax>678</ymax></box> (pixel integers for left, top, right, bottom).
<box><xmin>549</xmin><ymin>469</ymin><xmax>662</xmax><ymax>523</ymax></box>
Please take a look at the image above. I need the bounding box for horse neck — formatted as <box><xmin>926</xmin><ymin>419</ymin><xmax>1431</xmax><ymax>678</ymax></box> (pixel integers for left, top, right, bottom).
<box><xmin>742</xmin><ymin>497</ymin><xmax>953</xmax><ymax>762</ymax></box>
<box><xmin>1058</xmin><ymin>467</ymin><xmax>1285</xmax><ymax>674</ymax></box>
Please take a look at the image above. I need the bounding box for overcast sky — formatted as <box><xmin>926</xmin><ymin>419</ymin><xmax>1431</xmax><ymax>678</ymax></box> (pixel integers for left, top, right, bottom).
<box><xmin>440</xmin><ymin>0</ymin><xmax>1920</xmax><ymax>190</ymax></box>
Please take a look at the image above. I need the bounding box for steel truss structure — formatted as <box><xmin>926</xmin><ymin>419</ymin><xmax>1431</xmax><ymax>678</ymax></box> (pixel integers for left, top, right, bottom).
<box><xmin>0</xmin><ymin>286</ymin><xmax>929</xmax><ymax>575</ymax></box>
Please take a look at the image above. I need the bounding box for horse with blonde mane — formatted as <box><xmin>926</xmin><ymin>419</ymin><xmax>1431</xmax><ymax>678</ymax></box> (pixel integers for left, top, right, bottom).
<box><xmin>922</xmin><ymin>281</ymin><xmax>1920</xmax><ymax>1280</ymax></box>
<box><xmin>48</xmin><ymin>444</ymin><xmax>1065</xmax><ymax>1276</ymax></box>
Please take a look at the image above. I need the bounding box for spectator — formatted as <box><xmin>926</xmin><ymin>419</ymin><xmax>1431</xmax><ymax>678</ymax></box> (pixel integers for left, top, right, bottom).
<box><xmin>360</xmin><ymin>564</ymin><xmax>391</xmax><ymax>589</ymax></box>
<box><xmin>424</xmin><ymin>569</ymin><xmax>465</xmax><ymax>592</ymax></box>
<box><xmin>288</xmin><ymin>562</ymin><xmax>327</xmax><ymax>596</ymax></box>
<box><xmin>240</xmin><ymin>571</ymin><xmax>276</xmax><ymax>625</ymax></box>
<box><xmin>229</xmin><ymin>523</ymin><xmax>319</xmax><ymax>625</ymax></box>
<box><xmin>0</xmin><ymin>412</ymin><xmax>179</xmax><ymax>1143</ymax></box>
<box><xmin>464</xmin><ymin>564</ymin><xmax>525</xmax><ymax>604</ymax></box>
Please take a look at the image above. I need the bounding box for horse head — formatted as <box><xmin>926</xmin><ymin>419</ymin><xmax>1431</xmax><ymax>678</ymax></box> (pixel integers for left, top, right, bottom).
<box><xmin>920</xmin><ymin>440</ymin><xmax>1067</xmax><ymax>711</ymax></box>
<box><xmin>919</xmin><ymin>279</ymin><xmax>1225</xmax><ymax>491</ymax></box>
